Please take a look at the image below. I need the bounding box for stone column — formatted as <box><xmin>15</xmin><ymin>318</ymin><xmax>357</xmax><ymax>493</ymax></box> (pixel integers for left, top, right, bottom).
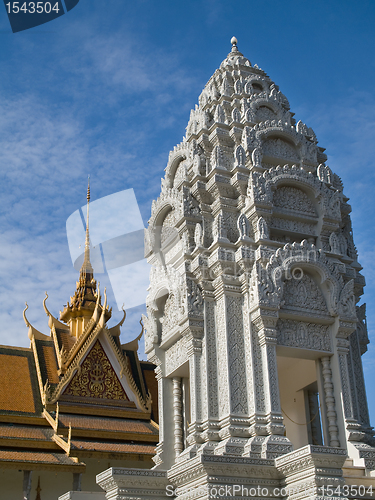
<box><xmin>215</xmin><ymin>293</ymin><xmax>230</xmax><ymax>419</ymax></box>
<box><xmin>259</xmin><ymin>327</ymin><xmax>283</xmax><ymax>429</ymax></box>
<box><xmin>251</xmin><ymin>312</ymin><xmax>285</xmax><ymax>435</ymax></box>
<box><xmin>209</xmin><ymin>275</ymin><xmax>250</xmax><ymax>456</ymax></box>
<box><xmin>73</xmin><ymin>473</ymin><xmax>82</xmax><ymax>491</ymax></box>
<box><xmin>244</xmin><ymin>311</ymin><xmax>292</xmax><ymax>459</ymax></box>
<box><xmin>186</xmin><ymin>334</ymin><xmax>203</xmax><ymax>447</ymax></box>
<box><xmin>321</xmin><ymin>356</ymin><xmax>340</xmax><ymax>447</ymax></box>
<box><xmin>152</xmin><ymin>364</ymin><xmax>165</xmax><ymax>467</ymax></box>
<box><xmin>350</xmin><ymin>329</ymin><xmax>371</xmax><ymax>428</ymax></box>
<box><xmin>172</xmin><ymin>377</ymin><xmax>183</xmax><ymax>458</ymax></box>
<box><xmin>337</xmin><ymin>339</ymin><xmax>354</xmax><ymax>421</ymax></box>
<box><xmin>23</xmin><ymin>470</ymin><xmax>32</xmax><ymax>500</ymax></box>
<box><xmin>307</xmin><ymin>389</ymin><xmax>323</xmax><ymax>445</ymax></box>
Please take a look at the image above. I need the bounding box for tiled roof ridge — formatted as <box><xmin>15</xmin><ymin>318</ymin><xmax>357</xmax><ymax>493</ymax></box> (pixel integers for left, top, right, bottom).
<box><xmin>46</xmin><ymin>316</ymin><xmax>105</xmax><ymax>405</ymax></box>
<box><xmin>106</xmin><ymin>330</ymin><xmax>152</xmax><ymax>413</ymax></box>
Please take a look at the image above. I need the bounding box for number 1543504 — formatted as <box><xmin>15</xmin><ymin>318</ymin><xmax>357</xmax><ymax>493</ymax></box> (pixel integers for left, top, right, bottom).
<box><xmin>5</xmin><ymin>2</ymin><xmax>60</xmax><ymax>14</ymax></box>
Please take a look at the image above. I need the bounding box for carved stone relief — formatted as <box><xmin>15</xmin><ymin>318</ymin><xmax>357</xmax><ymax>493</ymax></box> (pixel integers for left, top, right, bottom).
<box><xmin>277</xmin><ymin>319</ymin><xmax>331</xmax><ymax>352</ymax></box>
<box><xmin>273</xmin><ymin>186</ymin><xmax>317</xmax><ymax>216</ymax></box>
<box><xmin>281</xmin><ymin>273</ymin><xmax>329</xmax><ymax>315</ymax></box>
<box><xmin>227</xmin><ymin>296</ymin><xmax>248</xmax><ymax>414</ymax></box>
<box><xmin>262</xmin><ymin>137</ymin><xmax>299</xmax><ymax>161</ymax></box>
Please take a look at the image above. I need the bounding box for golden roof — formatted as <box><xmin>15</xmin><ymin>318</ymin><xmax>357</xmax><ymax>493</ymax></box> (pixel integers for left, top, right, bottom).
<box><xmin>0</xmin><ymin>183</ymin><xmax>159</xmax><ymax>478</ymax></box>
<box><xmin>0</xmin><ymin>348</ymin><xmax>40</xmax><ymax>414</ymax></box>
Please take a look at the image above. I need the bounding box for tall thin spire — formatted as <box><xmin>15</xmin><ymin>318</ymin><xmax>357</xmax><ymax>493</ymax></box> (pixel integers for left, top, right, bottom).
<box><xmin>81</xmin><ymin>176</ymin><xmax>93</xmax><ymax>274</ymax></box>
<box><xmin>60</xmin><ymin>179</ymin><xmax>112</xmax><ymax>332</ymax></box>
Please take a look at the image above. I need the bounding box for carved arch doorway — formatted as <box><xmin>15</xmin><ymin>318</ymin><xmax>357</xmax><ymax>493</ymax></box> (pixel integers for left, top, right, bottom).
<box><xmin>277</xmin><ymin>354</ymin><xmax>326</xmax><ymax>449</ymax></box>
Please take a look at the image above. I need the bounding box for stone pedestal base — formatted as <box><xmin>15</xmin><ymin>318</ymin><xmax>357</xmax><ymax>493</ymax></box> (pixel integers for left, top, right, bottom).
<box><xmin>97</xmin><ymin>447</ymin><xmax>349</xmax><ymax>500</ymax></box>
<box><xmin>96</xmin><ymin>468</ymin><xmax>169</xmax><ymax>500</ymax></box>
<box><xmin>275</xmin><ymin>445</ymin><xmax>347</xmax><ymax>500</ymax></box>
<box><xmin>349</xmin><ymin>442</ymin><xmax>375</xmax><ymax>471</ymax></box>
<box><xmin>59</xmin><ymin>493</ymin><xmax>105</xmax><ymax>500</ymax></box>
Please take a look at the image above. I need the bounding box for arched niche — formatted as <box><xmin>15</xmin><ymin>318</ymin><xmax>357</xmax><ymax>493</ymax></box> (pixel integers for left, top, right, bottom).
<box><xmin>263</xmin><ymin>135</ymin><xmax>300</xmax><ymax>163</ymax></box>
<box><xmin>272</xmin><ymin>183</ymin><xmax>317</xmax><ymax>216</ymax></box>
<box><xmin>245</xmin><ymin>78</ymin><xmax>265</xmax><ymax>94</ymax></box>
<box><xmin>255</xmin><ymin>105</ymin><xmax>278</xmax><ymax>122</ymax></box>
<box><xmin>173</xmin><ymin>158</ymin><xmax>189</xmax><ymax>188</ymax></box>
<box><xmin>280</xmin><ymin>269</ymin><xmax>329</xmax><ymax>318</ymax></box>
<box><xmin>151</xmin><ymin>202</ymin><xmax>181</xmax><ymax>257</ymax></box>
<box><xmin>269</xmin><ymin>182</ymin><xmax>319</xmax><ymax>244</ymax></box>
<box><xmin>276</xmin><ymin>261</ymin><xmax>338</xmax><ymax>318</ymax></box>
<box><xmin>275</xmin><ymin>265</ymin><xmax>336</xmax><ymax>451</ymax></box>
<box><xmin>165</xmin><ymin>149</ymin><xmax>189</xmax><ymax>188</ymax></box>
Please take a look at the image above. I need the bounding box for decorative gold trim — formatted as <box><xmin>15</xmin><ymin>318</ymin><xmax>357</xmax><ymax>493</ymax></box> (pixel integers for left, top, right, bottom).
<box><xmin>24</xmin><ymin>303</ymin><xmax>50</xmax><ymax>341</ymax></box>
<box><xmin>107</xmin><ymin>332</ymin><xmax>151</xmax><ymax>413</ymax></box>
<box><xmin>47</xmin><ymin>320</ymin><xmax>107</xmax><ymax>403</ymax></box>
<box><xmin>121</xmin><ymin>318</ymin><xmax>143</xmax><ymax>351</ymax></box>
<box><xmin>0</xmin><ymin>460</ymin><xmax>85</xmax><ymax>473</ymax></box>
<box><xmin>52</xmin><ymin>433</ymin><xmax>70</xmax><ymax>454</ymax></box>
<box><xmin>30</xmin><ymin>336</ymin><xmax>47</xmax><ymax>405</ymax></box>
<box><xmin>45</xmin><ymin>402</ymin><xmax>150</xmax><ymax>419</ymax></box>
<box><xmin>108</xmin><ymin>305</ymin><xmax>126</xmax><ymax>337</ymax></box>
<box><xmin>43</xmin><ymin>292</ymin><xmax>69</xmax><ymax>331</ymax></box>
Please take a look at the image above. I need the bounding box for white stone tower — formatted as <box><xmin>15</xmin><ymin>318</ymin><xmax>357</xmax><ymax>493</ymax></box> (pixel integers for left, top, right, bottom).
<box><xmin>97</xmin><ymin>38</ymin><xmax>375</xmax><ymax>499</ymax></box>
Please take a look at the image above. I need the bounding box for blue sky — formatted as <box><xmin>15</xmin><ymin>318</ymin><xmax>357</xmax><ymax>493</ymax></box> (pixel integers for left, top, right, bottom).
<box><xmin>0</xmin><ymin>1</ymin><xmax>375</xmax><ymax>423</ymax></box>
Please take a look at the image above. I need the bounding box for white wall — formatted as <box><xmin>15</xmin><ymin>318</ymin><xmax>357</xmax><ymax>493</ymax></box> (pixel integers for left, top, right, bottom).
<box><xmin>277</xmin><ymin>355</ymin><xmax>317</xmax><ymax>450</ymax></box>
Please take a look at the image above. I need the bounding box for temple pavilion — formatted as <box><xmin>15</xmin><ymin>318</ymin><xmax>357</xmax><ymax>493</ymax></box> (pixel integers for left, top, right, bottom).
<box><xmin>0</xmin><ymin>184</ymin><xmax>158</xmax><ymax>499</ymax></box>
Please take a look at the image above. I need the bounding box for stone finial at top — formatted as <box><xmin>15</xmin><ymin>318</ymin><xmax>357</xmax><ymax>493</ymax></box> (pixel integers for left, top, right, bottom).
<box><xmin>221</xmin><ymin>36</ymin><xmax>250</xmax><ymax>67</ymax></box>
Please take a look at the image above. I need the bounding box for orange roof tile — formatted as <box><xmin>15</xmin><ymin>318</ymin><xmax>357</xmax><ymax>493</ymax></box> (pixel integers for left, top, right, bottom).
<box><xmin>0</xmin><ymin>425</ymin><xmax>53</xmax><ymax>441</ymax></box>
<box><xmin>58</xmin><ymin>414</ymin><xmax>158</xmax><ymax>435</ymax></box>
<box><xmin>71</xmin><ymin>439</ymin><xmax>155</xmax><ymax>454</ymax></box>
<box><xmin>42</xmin><ymin>345</ymin><xmax>59</xmax><ymax>384</ymax></box>
<box><xmin>142</xmin><ymin>365</ymin><xmax>158</xmax><ymax>423</ymax></box>
<box><xmin>56</xmin><ymin>329</ymin><xmax>76</xmax><ymax>353</ymax></box>
<box><xmin>0</xmin><ymin>354</ymin><xmax>36</xmax><ymax>413</ymax></box>
<box><xmin>0</xmin><ymin>449</ymin><xmax>81</xmax><ymax>466</ymax></box>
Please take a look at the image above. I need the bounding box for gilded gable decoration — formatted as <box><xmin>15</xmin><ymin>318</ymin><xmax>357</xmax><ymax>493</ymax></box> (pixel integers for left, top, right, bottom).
<box><xmin>0</xmin><ymin>181</ymin><xmax>159</xmax><ymax>497</ymax></box>
<box><xmin>63</xmin><ymin>340</ymin><xmax>129</xmax><ymax>401</ymax></box>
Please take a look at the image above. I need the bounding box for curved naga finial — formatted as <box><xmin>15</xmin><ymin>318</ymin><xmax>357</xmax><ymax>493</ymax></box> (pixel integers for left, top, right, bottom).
<box><xmin>108</xmin><ymin>304</ymin><xmax>126</xmax><ymax>337</ymax></box>
<box><xmin>23</xmin><ymin>301</ymin><xmax>50</xmax><ymax>341</ymax></box>
<box><xmin>121</xmin><ymin>317</ymin><xmax>144</xmax><ymax>351</ymax></box>
<box><xmin>43</xmin><ymin>291</ymin><xmax>49</xmax><ymax>316</ymax></box>
<box><xmin>92</xmin><ymin>282</ymin><xmax>101</xmax><ymax>323</ymax></box>
<box><xmin>43</xmin><ymin>291</ymin><xmax>69</xmax><ymax>331</ymax></box>
<box><xmin>23</xmin><ymin>302</ymin><xmax>30</xmax><ymax>327</ymax></box>
<box><xmin>120</xmin><ymin>304</ymin><xmax>127</xmax><ymax>326</ymax></box>
<box><xmin>99</xmin><ymin>287</ymin><xmax>107</xmax><ymax>327</ymax></box>
<box><xmin>137</xmin><ymin>317</ymin><xmax>144</xmax><ymax>342</ymax></box>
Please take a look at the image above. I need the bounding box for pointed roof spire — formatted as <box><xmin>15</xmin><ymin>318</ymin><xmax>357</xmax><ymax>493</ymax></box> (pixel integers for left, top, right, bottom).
<box><xmin>81</xmin><ymin>176</ymin><xmax>93</xmax><ymax>275</ymax></box>
<box><xmin>60</xmin><ymin>180</ymin><xmax>111</xmax><ymax>329</ymax></box>
<box><xmin>35</xmin><ymin>476</ymin><xmax>42</xmax><ymax>500</ymax></box>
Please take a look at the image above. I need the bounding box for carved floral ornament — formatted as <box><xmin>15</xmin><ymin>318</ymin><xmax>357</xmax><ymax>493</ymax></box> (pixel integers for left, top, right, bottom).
<box><xmin>145</xmin><ymin>264</ymin><xmax>205</xmax><ymax>346</ymax></box>
<box><xmin>241</xmin><ymin>120</ymin><xmax>316</xmax><ymax>160</ymax></box>
<box><xmin>246</xmin><ymin>164</ymin><xmax>341</xmax><ymax>220</ymax></box>
<box><xmin>249</xmin><ymin>240</ymin><xmax>355</xmax><ymax>321</ymax></box>
<box><xmin>164</xmin><ymin>142</ymin><xmax>191</xmax><ymax>187</ymax></box>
